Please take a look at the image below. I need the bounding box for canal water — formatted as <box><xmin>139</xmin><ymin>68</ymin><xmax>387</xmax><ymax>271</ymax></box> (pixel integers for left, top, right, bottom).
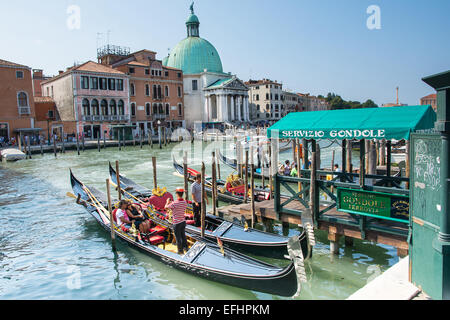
<box><xmin>0</xmin><ymin>141</ymin><xmax>397</xmax><ymax>300</ymax></box>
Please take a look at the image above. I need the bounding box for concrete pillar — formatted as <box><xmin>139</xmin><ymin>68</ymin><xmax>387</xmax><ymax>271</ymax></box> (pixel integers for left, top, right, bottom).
<box><xmin>237</xmin><ymin>96</ymin><xmax>242</xmax><ymax>122</ymax></box>
<box><xmin>329</xmin><ymin>233</ymin><xmax>341</xmax><ymax>255</ymax></box>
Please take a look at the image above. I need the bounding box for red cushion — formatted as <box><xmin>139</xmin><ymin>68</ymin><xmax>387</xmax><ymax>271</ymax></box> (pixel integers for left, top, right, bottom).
<box><xmin>186</xmin><ymin>220</ymin><xmax>195</xmax><ymax>225</ymax></box>
<box><xmin>112</xmin><ymin>209</ymin><xmax>118</xmax><ymax>224</ymax></box>
<box><xmin>149</xmin><ymin>235</ymin><xmax>164</xmax><ymax>245</ymax></box>
<box><xmin>149</xmin><ymin>193</ymin><xmax>174</xmax><ymax>212</ymax></box>
<box><xmin>150</xmin><ymin>225</ymin><xmax>167</xmax><ymax>235</ymax></box>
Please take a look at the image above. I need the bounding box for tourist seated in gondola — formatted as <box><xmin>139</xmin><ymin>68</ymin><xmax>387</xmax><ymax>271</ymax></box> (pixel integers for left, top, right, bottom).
<box><xmin>116</xmin><ymin>200</ymin><xmax>131</xmax><ymax>227</ymax></box>
<box><xmin>126</xmin><ymin>200</ymin><xmax>151</xmax><ymax>234</ymax></box>
<box><xmin>165</xmin><ymin>188</ymin><xmax>189</xmax><ymax>255</ymax></box>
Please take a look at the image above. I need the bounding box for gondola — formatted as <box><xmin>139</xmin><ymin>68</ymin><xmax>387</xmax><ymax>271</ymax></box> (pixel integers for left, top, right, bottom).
<box><xmin>70</xmin><ymin>170</ymin><xmax>299</xmax><ymax>297</ymax></box>
<box><xmin>171</xmin><ymin>158</ymin><xmax>271</xmax><ymax>205</ymax></box>
<box><xmin>218</xmin><ymin>150</ymin><xmax>270</xmax><ymax>179</ymax></box>
<box><xmin>109</xmin><ymin>163</ymin><xmax>309</xmax><ymax>259</ymax></box>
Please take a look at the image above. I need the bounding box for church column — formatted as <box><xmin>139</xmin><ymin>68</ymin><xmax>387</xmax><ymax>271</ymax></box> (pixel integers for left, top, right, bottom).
<box><xmin>244</xmin><ymin>96</ymin><xmax>249</xmax><ymax>121</ymax></box>
<box><xmin>231</xmin><ymin>95</ymin><xmax>235</xmax><ymax>122</ymax></box>
<box><xmin>221</xmin><ymin>94</ymin><xmax>228</xmax><ymax>122</ymax></box>
<box><xmin>204</xmin><ymin>95</ymin><xmax>209</xmax><ymax>122</ymax></box>
<box><xmin>208</xmin><ymin>95</ymin><xmax>213</xmax><ymax>122</ymax></box>
<box><xmin>237</xmin><ymin>96</ymin><xmax>242</xmax><ymax>122</ymax></box>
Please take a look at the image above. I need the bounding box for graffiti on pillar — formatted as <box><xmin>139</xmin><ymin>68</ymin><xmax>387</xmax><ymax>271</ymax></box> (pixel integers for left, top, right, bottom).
<box><xmin>414</xmin><ymin>139</ymin><xmax>441</xmax><ymax>192</ymax></box>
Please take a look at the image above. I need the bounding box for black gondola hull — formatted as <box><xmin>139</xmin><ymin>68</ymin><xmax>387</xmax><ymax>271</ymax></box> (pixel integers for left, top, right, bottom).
<box><xmin>70</xmin><ymin>171</ymin><xmax>299</xmax><ymax>297</ymax></box>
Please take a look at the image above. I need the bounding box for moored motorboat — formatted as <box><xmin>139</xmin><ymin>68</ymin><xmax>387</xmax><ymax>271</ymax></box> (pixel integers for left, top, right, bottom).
<box><xmin>109</xmin><ymin>163</ymin><xmax>310</xmax><ymax>259</ymax></box>
<box><xmin>70</xmin><ymin>170</ymin><xmax>299</xmax><ymax>297</ymax></box>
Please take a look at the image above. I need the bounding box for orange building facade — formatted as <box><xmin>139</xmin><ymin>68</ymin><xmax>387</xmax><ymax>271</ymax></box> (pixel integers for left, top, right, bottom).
<box><xmin>0</xmin><ymin>59</ymin><xmax>37</xmax><ymax>142</ymax></box>
<box><xmin>99</xmin><ymin>48</ymin><xmax>185</xmax><ymax>135</ymax></box>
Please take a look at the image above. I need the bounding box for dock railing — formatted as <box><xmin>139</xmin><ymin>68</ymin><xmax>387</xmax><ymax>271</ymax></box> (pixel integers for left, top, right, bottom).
<box><xmin>274</xmin><ymin>170</ymin><xmax>410</xmax><ymax>239</ymax></box>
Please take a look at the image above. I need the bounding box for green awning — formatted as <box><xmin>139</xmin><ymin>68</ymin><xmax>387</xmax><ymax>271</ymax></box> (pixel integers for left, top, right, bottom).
<box><xmin>267</xmin><ymin>105</ymin><xmax>436</xmax><ymax>141</ymax></box>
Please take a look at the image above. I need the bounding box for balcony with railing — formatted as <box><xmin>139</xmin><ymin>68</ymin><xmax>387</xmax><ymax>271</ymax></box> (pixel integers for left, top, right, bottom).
<box><xmin>18</xmin><ymin>107</ymin><xmax>31</xmax><ymax>115</ymax></box>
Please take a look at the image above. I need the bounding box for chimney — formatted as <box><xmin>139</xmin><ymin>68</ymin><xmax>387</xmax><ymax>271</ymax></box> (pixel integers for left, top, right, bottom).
<box><xmin>59</xmin><ymin>70</ymin><xmax>64</xmax><ymax>75</ymax></box>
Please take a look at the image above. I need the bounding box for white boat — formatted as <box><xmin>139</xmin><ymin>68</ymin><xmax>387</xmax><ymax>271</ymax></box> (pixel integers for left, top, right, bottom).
<box><xmin>1</xmin><ymin>148</ymin><xmax>26</xmax><ymax>162</ymax></box>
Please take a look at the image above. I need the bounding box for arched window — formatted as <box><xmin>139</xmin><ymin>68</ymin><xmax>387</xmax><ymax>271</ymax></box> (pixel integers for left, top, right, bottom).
<box><xmin>157</xmin><ymin>86</ymin><xmax>162</xmax><ymax>99</ymax></box>
<box><xmin>158</xmin><ymin>104</ymin><xmax>163</xmax><ymax>114</ymax></box>
<box><xmin>91</xmin><ymin>99</ymin><xmax>99</xmax><ymax>116</ymax></box>
<box><xmin>178</xmin><ymin>104</ymin><xmax>183</xmax><ymax>117</ymax></box>
<box><xmin>82</xmin><ymin>99</ymin><xmax>90</xmax><ymax>116</ymax></box>
<box><xmin>165</xmin><ymin>86</ymin><xmax>169</xmax><ymax>97</ymax></box>
<box><xmin>118</xmin><ymin>100</ymin><xmax>125</xmax><ymax>116</ymax></box>
<box><xmin>165</xmin><ymin>103</ymin><xmax>170</xmax><ymax>115</ymax></box>
<box><xmin>153</xmin><ymin>104</ymin><xmax>158</xmax><ymax>115</ymax></box>
<box><xmin>146</xmin><ymin>103</ymin><xmax>151</xmax><ymax>116</ymax></box>
<box><xmin>145</xmin><ymin>84</ymin><xmax>150</xmax><ymax>96</ymax></box>
<box><xmin>130</xmin><ymin>83</ymin><xmax>135</xmax><ymax>96</ymax></box>
<box><xmin>18</xmin><ymin>92</ymin><xmax>28</xmax><ymax>107</ymax></box>
<box><xmin>153</xmin><ymin>85</ymin><xmax>157</xmax><ymax>98</ymax></box>
<box><xmin>131</xmin><ymin>103</ymin><xmax>136</xmax><ymax>117</ymax></box>
<box><xmin>101</xmin><ymin>99</ymin><xmax>108</xmax><ymax>116</ymax></box>
<box><xmin>110</xmin><ymin>100</ymin><xmax>117</xmax><ymax>116</ymax></box>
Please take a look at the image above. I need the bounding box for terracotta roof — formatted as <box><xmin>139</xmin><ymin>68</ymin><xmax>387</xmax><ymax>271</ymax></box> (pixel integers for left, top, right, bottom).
<box><xmin>34</xmin><ymin>96</ymin><xmax>55</xmax><ymax>103</ymax></box>
<box><xmin>245</xmin><ymin>79</ymin><xmax>281</xmax><ymax>86</ymax></box>
<box><xmin>75</xmin><ymin>61</ymin><xmax>125</xmax><ymax>74</ymax></box>
<box><xmin>0</xmin><ymin>58</ymin><xmax>29</xmax><ymax>68</ymax></box>
<box><xmin>42</xmin><ymin>61</ymin><xmax>126</xmax><ymax>84</ymax></box>
<box><xmin>421</xmin><ymin>93</ymin><xmax>436</xmax><ymax>100</ymax></box>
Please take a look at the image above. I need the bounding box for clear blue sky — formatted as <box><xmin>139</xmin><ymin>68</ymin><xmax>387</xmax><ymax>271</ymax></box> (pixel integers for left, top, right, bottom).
<box><xmin>1</xmin><ymin>0</ymin><xmax>449</xmax><ymax>106</ymax></box>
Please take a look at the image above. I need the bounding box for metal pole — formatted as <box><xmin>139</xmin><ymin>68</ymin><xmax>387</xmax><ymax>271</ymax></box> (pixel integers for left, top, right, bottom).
<box><xmin>106</xmin><ymin>179</ymin><xmax>116</xmax><ymax>251</ymax></box>
<box><xmin>115</xmin><ymin>161</ymin><xmax>122</xmax><ymax>201</ymax></box>
<box><xmin>405</xmin><ymin>140</ymin><xmax>410</xmax><ymax>189</ymax></box>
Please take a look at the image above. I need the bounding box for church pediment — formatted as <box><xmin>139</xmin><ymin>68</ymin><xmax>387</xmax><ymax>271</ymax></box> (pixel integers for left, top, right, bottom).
<box><xmin>206</xmin><ymin>76</ymin><xmax>248</xmax><ymax>91</ymax></box>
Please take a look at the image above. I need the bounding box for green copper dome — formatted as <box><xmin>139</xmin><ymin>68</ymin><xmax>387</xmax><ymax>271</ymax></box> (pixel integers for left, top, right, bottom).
<box><xmin>163</xmin><ymin>3</ymin><xmax>223</xmax><ymax>75</ymax></box>
<box><xmin>165</xmin><ymin>37</ymin><xmax>223</xmax><ymax>75</ymax></box>
<box><xmin>186</xmin><ymin>14</ymin><xmax>199</xmax><ymax>24</ymax></box>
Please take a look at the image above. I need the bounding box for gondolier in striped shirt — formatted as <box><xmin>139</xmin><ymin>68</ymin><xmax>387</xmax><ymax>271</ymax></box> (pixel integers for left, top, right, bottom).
<box><xmin>165</xmin><ymin>188</ymin><xmax>189</xmax><ymax>255</ymax></box>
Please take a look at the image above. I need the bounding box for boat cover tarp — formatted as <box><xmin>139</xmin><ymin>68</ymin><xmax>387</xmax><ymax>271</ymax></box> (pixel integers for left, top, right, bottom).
<box><xmin>267</xmin><ymin>105</ymin><xmax>436</xmax><ymax>141</ymax></box>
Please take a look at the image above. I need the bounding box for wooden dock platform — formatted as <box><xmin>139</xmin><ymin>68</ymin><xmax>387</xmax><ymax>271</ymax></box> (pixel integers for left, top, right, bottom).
<box><xmin>216</xmin><ymin>198</ymin><xmax>409</xmax><ymax>256</ymax></box>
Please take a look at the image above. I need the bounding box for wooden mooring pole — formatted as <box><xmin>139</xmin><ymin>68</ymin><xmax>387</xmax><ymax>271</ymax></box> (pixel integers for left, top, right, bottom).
<box><xmin>183</xmin><ymin>152</ymin><xmax>189</xmax><ymax>201</ymax></box>
<box><xmin>212</xmin><ymin>152</ymin><xmax>217</xmax><ymax>217</ymax></box>
<box><xmin>201</xmin><ymin>162</ymin><xmax>206</xmax><ymax>238</ymax></box>
<box><xmin>250</xmin><ymin>147</ymin><xmax>256</xmax><ymax>228</ymax></box>
<box><xmin>115</xmin><ymin>161</ymin><xmax>122</xmax><ymax>201</ymax></box>
<box><xmin>40</xmin><ymin>138</ymin><xmax>43</xmax><ymax>156</ymax></box>
<box><xmin>53</xmin><ymin>137</ymin><xmax>57</xmax><ymax>158</ymax></box>
<box><xmin>106</xmin><ymin>179</ymin><xmax>116</xmax><ymax>251</ymax></box>
<box><xmin>82</xmin><ymin>134</ymin><xmax>85</xmax><ymax>152</ymax></box>
<box><xmin>216</xmin><ymin>150</ymin><xmax>221</xmax><ymax>180</ymax></box>
<box><xmin>244</xmin><ymin>150</ymin><xmax>249</xmax><ymax>204</ymax></box>
<box><xmin>97</xmin><ymin>134</ymin><xmax>101</xmax><ymax>152</ymax></box>
<box><xmin>152</xmin><ymin>157</ymin><xmax>158</xmax><ymax>189</ymax></box>
<box><xmin>76</xmin><ymin>133</ymin><xmax>80</xmax><ymax>155</ymax></box>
